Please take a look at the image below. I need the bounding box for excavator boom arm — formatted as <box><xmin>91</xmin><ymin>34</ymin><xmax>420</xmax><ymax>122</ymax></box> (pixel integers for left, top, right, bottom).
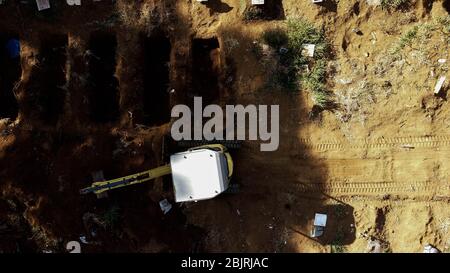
<box><xmin>80</xmin><ymin>164</ymin><xmax>172</xmax><ymax>195</ymax></box>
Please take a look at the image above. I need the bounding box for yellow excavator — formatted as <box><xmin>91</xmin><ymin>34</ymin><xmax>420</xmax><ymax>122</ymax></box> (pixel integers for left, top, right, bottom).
<box><xmin>80</xmin><ymin>144</ymin><xmax>234</xmax><ymax>202</ymax></box>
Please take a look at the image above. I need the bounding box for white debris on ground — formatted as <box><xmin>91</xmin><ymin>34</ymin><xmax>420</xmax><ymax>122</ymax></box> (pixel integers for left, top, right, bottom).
<box><xmin>79</xmin><ymin>236</ymin><xmax>89</xmax><ymax>244</ymax></box>
<box><xmin>301</xmin><ymin>44</ymin><xmax>315</xmax><ymax>57</ymax></box>
<box><xmin>366</xmin><ymin>238</ymin><xmax>383</xmax><ymax>253</ymax></box>
<box><xmin>159</xmin><ymin>199</ymin><xmax>172</xmax><ymax>215</ymax></box>
<box><xmin>366</xmin><ymin>0</ymin><xmax>381</xmax><ymax>6</ymax></box>
<box><xmin>434</xmin><ymin>76</ymin><xmax>446</xmax><ymax>95</ymax></box>
<box><xmin>423</xmin><ymin>244</ymin><xmax>440</xmax><ymax>253</ymax></box>
<box><xmin>35</xmin><ymin>0</ymin><xmax>50</xmax><ymax>11</ymax></box>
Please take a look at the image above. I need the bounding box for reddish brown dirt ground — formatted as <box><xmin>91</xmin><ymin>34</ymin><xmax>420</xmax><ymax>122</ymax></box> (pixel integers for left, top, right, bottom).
<box><xmin>1</xmin><ymin>0</ymin><xmax>450</xmax><ymax>253</ymax></box>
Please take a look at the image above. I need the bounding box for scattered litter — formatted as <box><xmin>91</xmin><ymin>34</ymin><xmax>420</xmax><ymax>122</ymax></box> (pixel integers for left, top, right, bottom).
<box><xmin>352</xmin><ymin>28</ymin><xmax>363</xmax><ymax>35</ymax></box>
<box><xmin>5</xmin><ymin>39</ymin><xmax>20</xmax><ymax>59</ymax></box>
<box><xmin>279</xmin><ymin>47</ymin><xmax>289</xmax><ymax>54</ymax></box>
<box><xmin>261</xmin><ymin>43</ymin><xmax>271</xmax><ymax>56</ymax></box>
<box><xmin>302</xmin><ymin>44</ymin><xmax>315</xmax><ymax>57</ymax></box>
<box><xmin>251</xmin><ymin>0</ymin><xmax>264</xmax><ymax>4</ymax></box>
<box><xmin>401</xmin><ymin>144</ymin><xmax>415</xmax><ymax>149</ymax></box>
<box><xmin>434</xmin><ymin>76</ymin><xmax>446</xmax><ymax>95</ymax></box>
<box><xmin>301</xmin><ymin>64</ymin><xmax>310</xmax><ymax>73</ymax></box>
<box><xmin>370</xmin><ymin>32</ymin><xmax>377</xmax><ymax>44</ymax></box>
<box><xmin>79</xmin><ymin>236</ymin><xmax>89</xmax><ymax>244</ymax></box>
<box><xmin>236</xmin><ymin>209</ymin><xmax>241</xmax><ymax>216</ymax></box>
<box><xmin>338</xmin><ymin>78</ymin><xmax>353</xmax><ymax>85</ymax></box>
<box><xmin>367</xmin><ymin>238</ymin><xmax>383</xmax><ymax>253</ymax></box>
<box><xmin>438</xmin><ymin>59</ymin><xmax>446</xmax><ymax>64</ymax></box>
<box><xmin>159</xmin><ymin>199</ymin><xmax>172</xmax><ymax>215</ymax></box>
<box><xmin>423</xmin><ymin>244</ymin><xmax>440</xmax><ymax>253</ymax></box>
<box><xmin>36</xmin><ymin>0</ymin><xmax>50</xmax><ymax>11</ymax></box>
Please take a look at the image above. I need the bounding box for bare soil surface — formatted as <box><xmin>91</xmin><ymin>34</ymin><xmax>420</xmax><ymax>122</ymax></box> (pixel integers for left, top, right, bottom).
<box><xmin>0</xmin><ymin>0</ymin><xmax>449</xmax><ymax>253</ymax></box>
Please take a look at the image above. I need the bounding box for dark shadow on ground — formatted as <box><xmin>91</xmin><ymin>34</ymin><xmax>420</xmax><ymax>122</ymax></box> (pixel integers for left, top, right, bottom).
<box><xmin>316</xmin><ymin>0</ymin><xmax>338</xmax><ymax>13</ymax></box>
<box><xmin>0</xmin><ymin>0</ymin><xmax>355</xmax><ymax>253</ymax></box>
<box><xmin>0</xmin><ymin>32</ymin><xmax>20</xmax><ymax>120</ymax></box>
<box><xmin>203</xmin><ymin>0</ymin><xmax>233</xmax><ymax>15</ymax></box>
<box><xmin>444</xmin><ymin>0</ymin><xmax>450</xmax><ymax>13</ymax></box>
<box><xmin>243</xmin><ymin>0</ymin><xmax>285</xmax><ymax>21</ymax></box>
<box><xmin>172</xmin><ymin>25</ymin><xmax>356</xmax><ymax>252</ymax></box>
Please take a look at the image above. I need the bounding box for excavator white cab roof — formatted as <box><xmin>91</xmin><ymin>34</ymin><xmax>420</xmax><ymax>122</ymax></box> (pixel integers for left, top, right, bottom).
<box><xmin>170</xmin><ymin>148</ymin><xmax>229</xmax><ymax>203</ymax></box>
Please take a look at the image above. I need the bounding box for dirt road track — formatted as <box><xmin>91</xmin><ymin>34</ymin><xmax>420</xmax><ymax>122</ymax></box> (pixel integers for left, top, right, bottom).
<box><xmin>300</xmin><ymin>135</ymin><xmax>450</xmax><ymax>151</ymax></box>
<box><xmin>294</xmin><ymin>135</ymin><xmax>450</xmax><ymax>198</ymax></box>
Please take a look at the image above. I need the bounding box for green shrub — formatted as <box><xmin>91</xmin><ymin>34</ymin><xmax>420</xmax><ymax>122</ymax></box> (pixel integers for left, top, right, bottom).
<box><xmin>399</xmin><ymin>26</ymin><xmax>418</xmax><ymax>48</ymax></box>
<box><xmin>259</xmin><ymin>19</ymin><xmax>333</xmax><ymax>109</ymax></box>
<box><xmin>390</xmin><ymin>25</ymin><xmax>419</xmax><ymax>54</ymax></box>
<box><xmin>286</xmin><ymin>20</ymin><xmax>326</xmax><ymax>52</ymax></box>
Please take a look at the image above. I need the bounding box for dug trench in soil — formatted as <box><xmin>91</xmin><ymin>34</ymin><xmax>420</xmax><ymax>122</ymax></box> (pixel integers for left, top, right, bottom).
<box><xmin>191</xmin><ymin>37</ymin><xmax>221</xmax><ymax>106</ymax></box>
<box><xmin>423</xmin><ymin>0</ymin><xmax>434</xmax><ymax>13</ymax></box>
<box><xmin>27</xmin><ymin>33</ymin><xmax>67</xmax><ymax>125</ymax></box>
<box><xmin>0</xmin><ymin>197</ymin><xmax>38</xmax><ymax>253</ymax></box>
<box><xmin>140</xmin><ymin>30</ymin><xmax>172</xmax><ymax>127</ymax></box>
<box><xmin>444</xmin><ymin>0</ymin><xmax>450</xmax><ymax>13</ymax></box>
<box><xmin>0</xmin><ymin>33</ymin><xmax>21</xmax><ymax>120</ymax></box>
<box><xmin>244</xmin><ymin>0</ymin><xmax>285</xmax><ymax>20</ymax></box>
<box><xmin>87</xmin><ymin>31</ymin><xmax>120</xmax><ymax>124</ymax></box>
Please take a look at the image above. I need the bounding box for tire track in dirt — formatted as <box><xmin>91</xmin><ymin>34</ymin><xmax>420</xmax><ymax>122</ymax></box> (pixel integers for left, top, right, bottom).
<box><xmin>296</xmin><ymin>180</ymin><xmax>450</xmax><ymax>196</ymax></box>
<box><xmin>294</xmin><ymin>135</ymin><xmax>450</xmax><ymax>198</ymax></box>
<box><xmin>299</xmin><ymin>135</ymin><xmax>450</xmax><ymax>151</ymax></box>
